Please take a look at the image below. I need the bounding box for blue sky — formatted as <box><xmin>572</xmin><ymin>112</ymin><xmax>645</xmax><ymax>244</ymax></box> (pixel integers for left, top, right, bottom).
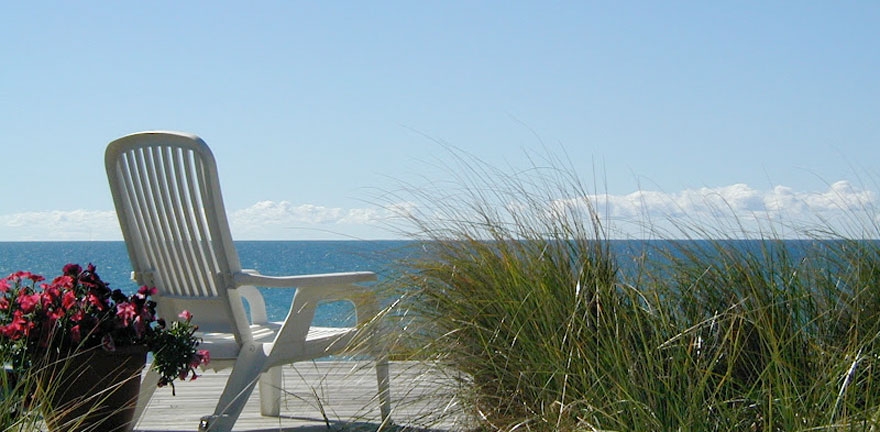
<box><xmin>2</xmin><ymin>2</ymin><xmax>879</xmax><ymax>240</ymax></box>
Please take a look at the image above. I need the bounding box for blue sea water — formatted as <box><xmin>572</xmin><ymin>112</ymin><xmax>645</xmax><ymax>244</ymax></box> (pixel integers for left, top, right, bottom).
<box><xmin>0</xmin><ymin>241</ymin><xmax>417</xmax><ymax>327</ymax></box>
<box><xmin>0</xmin><ymin>239</ymin><xmax>841</xmax><ymax>326</ymax></box>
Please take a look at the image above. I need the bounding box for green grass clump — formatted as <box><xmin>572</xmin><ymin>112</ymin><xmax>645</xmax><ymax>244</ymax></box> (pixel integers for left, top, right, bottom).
<box><xmin>640</xmin><ymin>235</ymin><xmax>880</xmax><ymax>431</ymax></box>
<box><xmin>386</xmin><ymin>153</ymin><xmax>880</xmax><ymax>431</ymax></box>
<box><xmin>0</xmin><ymin>358</ymin><xmax>44</xmax><ymax>431</ymax></box>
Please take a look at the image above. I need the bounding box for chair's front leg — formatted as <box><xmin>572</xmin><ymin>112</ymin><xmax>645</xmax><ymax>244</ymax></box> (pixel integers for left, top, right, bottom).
<box><xmin>200</xmin><ymin>343</ymin><xmax>268</xmax><ymax>432</ymax></box>
<box><xmin>133</xmin><ymin>368</ymin><xmax>161</xmax><ymax>426</ymax></box>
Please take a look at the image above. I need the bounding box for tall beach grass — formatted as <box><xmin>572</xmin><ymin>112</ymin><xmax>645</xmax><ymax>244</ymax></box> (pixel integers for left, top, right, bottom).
<box><xmin>382</xmin><ymin>152</ymin><xmax>880</xmax><ymax>431</ymax></box>
<box><xmin>1</xmin><ymin>330</ymin><xmax>146</xmax><ymax>431</ymax></box>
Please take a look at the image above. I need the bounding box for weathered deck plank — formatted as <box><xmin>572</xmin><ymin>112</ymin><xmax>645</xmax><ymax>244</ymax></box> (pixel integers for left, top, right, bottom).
<box><xmin>135</xmin><ymin>361</ymin><xmax>468</xmax><ymax>432</ymax></box>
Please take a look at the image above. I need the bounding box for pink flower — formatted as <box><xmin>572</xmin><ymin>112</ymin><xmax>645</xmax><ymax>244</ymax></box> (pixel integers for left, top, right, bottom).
<box><xmin>137</xmin><ymin>285</ymin><xmax>158</xmax><ymax>297</ymax></box>
<box><xmin>70</xmin><ymin>309</ymin><xmax>84</xmax><ymax>322</ymax></box>
<box><xmin>86</xmin><ymin>293</ymin><xmax>104</xmax><ymax>310</ymax></box>
<box><xmin>16</xmin><ymin>291</ymin><xmax>40</xmax><ymax>314</ymax></box>
<box><xmin>116</xmin><ymin>302</ymin><xmax>137</xmax><ymax>326</ymax></box>
<box><xmin>12</xmin><ymin>271</ymin><xmax>44</xmax><ymax>283</ymax></box>
<box><xmin>0</xmin><ymin>278</ymin><xmax>9</xmax><ymax>293</ymax></box>
<box><xmin>134</xmin><ymin>306</ymin><xmax>154</xmax><ymax>337</ymax></box>
<box><xmin>132</xmin><ymin>315</ymin><xmax>147</xmax><ymax>338</ymax></box>
<box><xmin>178</xmin><ymin>310</ymin><xmax>193</xmax><ymax>321</ymax></box>
<box><xmin>46</xmin><ymin>306</ymin><xmax>64</xmax><ymax>322</ymax></box>
<box><xmin>191</xmin><ymin>349</ymin><xmax>210</xmax><ymax>368</ymax></box>
<box><xmin>2</xmin><ymin>311</ymin><xmax>33</xmax><ymax>340</ymax></box>
<box><xmin>61</xmin><ymin>290</ymin><xmax>77</xmax><ymax>310</ymax></box>
<box><xmin>0</xmin><ymin>324</ymin><xmax>17</xmax><ymax>340</ymax></box>
<box><xmin>52</xmin><ymin>275</ymin><xmax>75</xmax><ymax>290</ymax></box>
<box><xmin>40</xmin><ymin>285</ymin><xmax>60</xmax><ymax>309</ymax></box>
<box><xmin>198</xmin><ymin>349</ymin><xmax>210</xmax><ymax>365</ymax></box>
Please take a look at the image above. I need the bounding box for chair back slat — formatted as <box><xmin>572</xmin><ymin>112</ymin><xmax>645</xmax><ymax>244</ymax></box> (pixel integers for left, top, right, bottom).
<box><xmin>106</xmin><ymin>132</ymin><xmax>248</xmax><ymax>338</ymax></box>
<box><xmin>166</xmin><ymin>146</ymin><xmax>217</xmax><ymax>297</ymax></box>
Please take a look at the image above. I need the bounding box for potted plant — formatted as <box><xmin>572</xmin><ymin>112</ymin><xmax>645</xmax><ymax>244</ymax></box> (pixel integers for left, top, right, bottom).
<box><xmin>0</xmin><ymin>263</ymin><xmax>209</xmax><ymax>432</ymax></box>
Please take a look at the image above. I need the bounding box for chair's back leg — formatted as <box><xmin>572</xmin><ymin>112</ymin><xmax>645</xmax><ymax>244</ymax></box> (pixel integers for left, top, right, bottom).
<box><xmin>376</xmin><ymin>355</ymin><xmax>391</xmax><ymax>423</ymax></box>
<box><xmin>258</xmin><ymin>366</ymin><xmax>283</xmax><ymax>417</ymax></box>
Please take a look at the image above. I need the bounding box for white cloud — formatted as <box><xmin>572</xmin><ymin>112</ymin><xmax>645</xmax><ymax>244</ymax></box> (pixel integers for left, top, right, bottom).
<box><xmin>1</xmin><ymin>183</ymin><xmax>877</xmax><ymax>241</ymax></box>
<box><xmin>582</xmin><ymin>181</ymin><xmax>879</xmax><ymax>237</ymax></box>
<box><xmin>228</xmin><ymin>200</ymin><xmax>406</xmax><ymax>240</ymax></box>
<box><xmin>233</xmin><ymin>201</ymin><xmax>343</xmax><ymax>225</ymax></box>
<box><xmin>0</xmin><ymin>210</ymin><xmax>120</xmax><ymax>241</ymax></box>
<box><xmin>569</xmin><ymin>181</ymin><xmax>873</xmax><ymax>219</ymax></box>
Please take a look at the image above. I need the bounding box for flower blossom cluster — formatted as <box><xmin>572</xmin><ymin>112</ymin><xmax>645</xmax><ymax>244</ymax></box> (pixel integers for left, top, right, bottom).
<box><xmin>0</xmin><ymin>263</ymin><xmax>209</xmax><ymax>389</ymax></box>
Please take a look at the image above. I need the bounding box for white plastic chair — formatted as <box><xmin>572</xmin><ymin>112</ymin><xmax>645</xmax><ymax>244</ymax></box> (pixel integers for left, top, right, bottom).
<box><xmin>105</xmin><ymin>131</ymin><xmax>391</xmax><ymax>431</ymax></box>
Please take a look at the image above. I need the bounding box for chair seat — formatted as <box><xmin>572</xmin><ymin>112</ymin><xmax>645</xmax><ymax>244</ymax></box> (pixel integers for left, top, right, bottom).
<box><xmin>199</xmin><ymin>324</ymin><xmax>358</xmax><ymax>360</ymax></box>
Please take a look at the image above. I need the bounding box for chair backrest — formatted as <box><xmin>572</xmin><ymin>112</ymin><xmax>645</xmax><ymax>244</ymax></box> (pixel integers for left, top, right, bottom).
<box><xmin>105</xmin><ymin>131</ymin><xmax>250</xmax><ymax>342</ymax></box>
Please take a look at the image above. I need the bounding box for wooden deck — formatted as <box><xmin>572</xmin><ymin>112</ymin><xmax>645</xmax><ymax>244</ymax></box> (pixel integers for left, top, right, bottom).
<box><xmin>135</xmin><ymin>361</ymin><xmax>469</xmax><ymax>432</ymax></box>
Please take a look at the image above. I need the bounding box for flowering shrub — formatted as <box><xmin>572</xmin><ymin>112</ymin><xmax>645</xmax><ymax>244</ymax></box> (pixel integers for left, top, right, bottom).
<box><xmin>0</xmin><ymin>263</ymin><xmax>208</xmax><ymax>391</ymax></box>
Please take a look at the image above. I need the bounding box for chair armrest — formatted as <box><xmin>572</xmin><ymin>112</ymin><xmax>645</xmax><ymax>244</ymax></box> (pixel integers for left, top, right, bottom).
<box><xmin>234</xmin><ymin>270</ymin><xmax>380</xmax><ymax>328</ymax></box>
<box><xmin>233</xmin><ymin>270</ymin><xmax>376</xmax><ymax>289</ymax></box>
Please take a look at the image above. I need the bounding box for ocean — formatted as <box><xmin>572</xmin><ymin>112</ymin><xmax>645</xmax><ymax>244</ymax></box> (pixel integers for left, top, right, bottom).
<box><xmin>0</xmin><ymin>241</ymin><xmax>417</xmax><ymax>327</ymax></box>
<box><xmin>0</xmin><ymin>239</ymin><xmax>838</xmax><ymax>326</ymax></box>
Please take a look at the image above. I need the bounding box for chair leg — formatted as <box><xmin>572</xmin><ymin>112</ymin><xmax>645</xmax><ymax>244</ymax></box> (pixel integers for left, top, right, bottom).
<box><xmin>376</xmin><ymin>354</ymin><xmax>391</xmax><ymax>422</ymax></box>
<box><xmin>200</xmin><ymin>347</ymin><xmax>267</xmax><ymax>432</ymax></box>
<box><xmin>133</xmin><ymin>368</ymin><xmax>161</xmax><ymax>425</ymax></box>
<box><xmin>259</xmin><ymin>366</ymin><xmax>283</xmax><ymax>416</ymax></box>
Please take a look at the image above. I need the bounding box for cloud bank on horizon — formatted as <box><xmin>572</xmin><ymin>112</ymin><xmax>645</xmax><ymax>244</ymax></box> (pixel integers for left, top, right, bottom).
<box><xmin>581</xmin><ymin>180</ymin><xmax>877</xmax><ymax>238</ymax></box>
<box><xmin>0</xmin><ymin>181</ymin><xmax>876</xmax><ymax>241</ymax></box>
